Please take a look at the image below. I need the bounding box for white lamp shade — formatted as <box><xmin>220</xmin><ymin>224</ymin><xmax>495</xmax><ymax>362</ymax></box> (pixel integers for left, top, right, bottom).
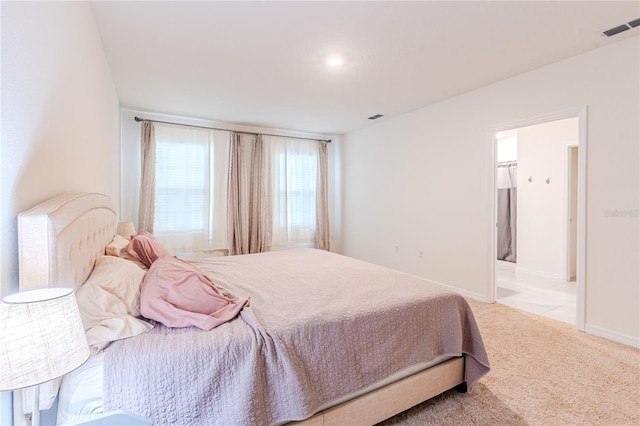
<box><xmin>0</xmin><ymin>287</ymin><xmax>90</xmax><ymax>391</ymax></box>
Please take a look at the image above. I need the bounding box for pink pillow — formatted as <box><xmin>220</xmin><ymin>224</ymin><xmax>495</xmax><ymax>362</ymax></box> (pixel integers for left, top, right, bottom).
<box><xmin>126</xmin><ymin>231</ymin><xmax>173</xmax><ymax>268</ymax></box>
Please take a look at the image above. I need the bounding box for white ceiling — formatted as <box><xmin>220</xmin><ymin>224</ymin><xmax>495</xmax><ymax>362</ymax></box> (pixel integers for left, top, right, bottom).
<box><xmin>90</xmin><ymin>1</ymin><xmax>640</xmax><ymax>136</ymax></box>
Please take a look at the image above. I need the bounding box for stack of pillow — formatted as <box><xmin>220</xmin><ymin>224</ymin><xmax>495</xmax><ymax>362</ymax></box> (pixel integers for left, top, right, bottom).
<box><xmin>75</xmin><ymin>230</ymin><xmax>171</xmax><ymax>353</ymax></box>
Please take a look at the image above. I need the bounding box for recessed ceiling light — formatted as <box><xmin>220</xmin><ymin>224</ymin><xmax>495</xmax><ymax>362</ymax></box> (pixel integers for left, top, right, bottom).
<box><xmin>327</xmin><ymin>56</ymin><xmax>343</xmax><ymax>66</ymax></box>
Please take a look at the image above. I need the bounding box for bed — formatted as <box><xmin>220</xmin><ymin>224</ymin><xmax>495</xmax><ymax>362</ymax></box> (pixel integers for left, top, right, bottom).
<box><xmin>16</xmin><ymin>192</ymin><xmax>490</xmax><ymax>426</ymax></box>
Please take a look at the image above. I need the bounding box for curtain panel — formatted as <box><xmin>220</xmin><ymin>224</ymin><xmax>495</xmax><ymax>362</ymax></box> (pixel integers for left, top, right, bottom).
<box><xmin>228</xmin><ymin>133</ymin><xmax>254</xmax><ymax>255</ymax></box>
<box><xmin>497</xmin><ymin>163</ymin><xmax>517</xmax><ymax>262</ymax></box>
<box><xmin>315</xmin><ymin>142</ymin><xmax>330</xmax><ymax>251</ymax></box>
<box><xmin>248</xmin><ymin>135</ymin><xmax>270</xmax><ymax>253</ymax></box>
<box><xmin>138</xmin><ymin>122</ymin><xmax>156</xmax><ymax>233</ymax></box>
<box><xmin>228</xmin><ymin>134</ymin><xmax>272</xmax><ymax>256</ymax></box>
<box><xmin>228</xmin><ymin>134</ymin><xmax>330</xmax><ymax>253</ymax></box>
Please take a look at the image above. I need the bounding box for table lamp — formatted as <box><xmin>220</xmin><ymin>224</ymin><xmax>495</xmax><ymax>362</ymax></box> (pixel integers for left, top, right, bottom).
<box><xmin>116</xmin><ymin>221</ymin><xmax>136</xmax><ymax>239</ymax></box>
<box><xmin>0</xmin><ymin>287</ymin><xmax>89</xmax><ymax>425</ymax></box>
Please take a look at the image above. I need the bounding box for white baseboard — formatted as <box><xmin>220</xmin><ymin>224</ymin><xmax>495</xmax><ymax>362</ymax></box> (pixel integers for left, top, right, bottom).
<box><xmin>585</xmin><ymin>324</ymin><xmax>640</xmax><ymax>349</ymax></box>
<box><xmin>515</xmin><ymin>265</ymin><xmax>563</xmax><ymax>281</ymax></box>
<box><xmin>423</xmin><ymin>273</ymin><xmax>638</xmax><ymax>348</ymax></box>
<box><xmin>426</xmin><ymin>279</ymin><xmax>490</xmax><ymax>303</ymax></box>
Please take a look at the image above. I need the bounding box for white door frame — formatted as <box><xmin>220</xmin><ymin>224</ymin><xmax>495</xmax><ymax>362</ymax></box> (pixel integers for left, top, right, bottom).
<box><xmin>562</xmin><ymin>142</ymin><xmax>579</xmax><ymax>282</ymax></box>
<box><xmin>490</xmin><ymin>106</ymin><xmax>587</xmax><ymax>331</ymax></box>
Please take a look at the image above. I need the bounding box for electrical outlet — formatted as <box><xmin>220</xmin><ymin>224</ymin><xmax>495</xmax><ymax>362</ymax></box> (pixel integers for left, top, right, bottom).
<box><xmin>419</xmin><ymin>250</ymin><xmax>423</xmax><ymax>258</ymax></box>
<box><xmin>394</xmin><ymin>245</ymin><xmax>399</xmax><ymax>254</ymax></box>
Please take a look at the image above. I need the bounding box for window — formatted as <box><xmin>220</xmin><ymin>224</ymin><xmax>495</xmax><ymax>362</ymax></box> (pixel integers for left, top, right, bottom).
<box><xmin>269</xmin><ymin>137</ymin><xmax>319</xmax><ymax>248</ymax></box>
<box><xmin>152</xmin><ymin>124</ymin><xmax>229</xmax><ymax>254</ymax></box>
<box><xmin>141</xmin><ymin>124</ymin><xmax>325</xmax><ymax>255</ymax></box>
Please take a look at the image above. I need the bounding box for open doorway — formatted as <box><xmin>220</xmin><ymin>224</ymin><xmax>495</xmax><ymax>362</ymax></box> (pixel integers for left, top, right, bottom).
<box><xmin>492</xmin><ymin>109</ymin><xmax>586</xmax><ymax>329</ymax></box>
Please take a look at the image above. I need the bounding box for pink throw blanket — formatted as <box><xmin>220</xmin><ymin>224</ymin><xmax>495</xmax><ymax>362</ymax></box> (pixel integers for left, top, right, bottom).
<box><xmin>126</xmin><ymin>231</ymin><xmax>173</xmax><ymax>268</ymax></box>
<box><xmin>140</xmin><ymin>257</ymin><xmax>250</xmax><ymax>330</ymax></box>
<box><xmin>127</xmin><ymin>231</ymin><xmax>249</xmax><ymax>330</ymax></box>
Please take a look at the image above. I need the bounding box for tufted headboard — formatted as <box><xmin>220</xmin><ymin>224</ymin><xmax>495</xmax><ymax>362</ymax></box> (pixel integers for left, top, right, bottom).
<box><xmin>18</xmin><ymin>192</ymin><xmax>116</xmax><ymax>292</ymax></box>
<box><xmin>13</xmin><ymin>193</ymin><xmax>116</xmax><ymax>422</ymax></box>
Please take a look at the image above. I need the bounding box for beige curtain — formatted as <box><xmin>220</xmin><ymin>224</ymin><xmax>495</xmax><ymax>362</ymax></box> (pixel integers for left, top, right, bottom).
<box><xmin>227</xmin><ymin>132</ymin><xmax>330</xmax><ymax>255</ymax></box>
<box><xmin>315</xmin><ymin>142</ymin><xmax>330</xmax><ymax>251</ymax></box>
<box><xmin>228</xmin><ymin>133</ymin><xmax>271</xmax><ymax>255</ymax></box>
<box><xmin>249</xmin><ymin>135</ymin><xmax>270</xmax><ymax>253</ymax></box>
<box><xmin>138</xmin><ymin>121</ymin><xmax>156</xmax><ymax>233</ymax></box>
<box><xmin>227</xmin><ymin>133</ymin><xmax>253</xmax><ymax>255</ymax></box>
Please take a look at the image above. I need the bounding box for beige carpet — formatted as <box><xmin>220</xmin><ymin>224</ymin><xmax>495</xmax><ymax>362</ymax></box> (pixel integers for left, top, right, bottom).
<box><xmin>378</xmin><ymin>299</ymin><xmax>640</xmax><ymax>425</ymax></box>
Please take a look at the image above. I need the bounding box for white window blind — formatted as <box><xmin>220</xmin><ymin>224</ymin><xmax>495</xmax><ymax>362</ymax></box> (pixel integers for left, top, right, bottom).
<box><xmin>153</xmin><ymin>124</ymin><xmax>229</xmax><ymax>254</ymax></box>
<box><xmin>268</xmin><ymin>136</ymin><xmax>318</xmax><ymax>248</ymax></box>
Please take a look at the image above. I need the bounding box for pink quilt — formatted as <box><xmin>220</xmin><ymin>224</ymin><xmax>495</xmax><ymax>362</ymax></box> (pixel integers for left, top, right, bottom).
<box><xmin>104</xmin><ymin>249</ymin><xmax>490</xmax><ymax>425</ymax></box>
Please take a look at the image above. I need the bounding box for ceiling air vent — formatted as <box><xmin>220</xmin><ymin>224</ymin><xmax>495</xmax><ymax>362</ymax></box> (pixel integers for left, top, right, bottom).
<box><xmin>368</xmin><ymin>114</ymin><xmax>384</xmax><ymax>120</ymax></box>
<box><xmin>603</xmin><ymin>24</ymin><xmax>630</xmax><ymax>37</ymax></box>
<box><xmin>602</xmin><ymin>18</ymin><xmax>640</xmax><ymax>37</ymax></box>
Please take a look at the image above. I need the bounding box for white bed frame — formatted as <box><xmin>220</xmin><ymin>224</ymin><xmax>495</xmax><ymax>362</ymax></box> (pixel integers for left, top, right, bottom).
<box><xmin>16</xmin><ymin>192</ymin><xmax>466</xmax><ymax>426</ymax></box>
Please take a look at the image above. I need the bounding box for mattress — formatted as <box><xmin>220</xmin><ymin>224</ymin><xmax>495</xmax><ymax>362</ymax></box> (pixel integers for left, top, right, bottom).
<box><xmin>57</xmin><ymin>354</ymin><xmax>105</xmax><ymax>425</ymax></box>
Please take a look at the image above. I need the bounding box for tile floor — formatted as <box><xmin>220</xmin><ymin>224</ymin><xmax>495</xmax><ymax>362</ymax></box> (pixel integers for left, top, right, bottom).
<box><xmin>495</xmin><ymin>260</ymin><xmax>576</xmax><ymax>325</ymax></box>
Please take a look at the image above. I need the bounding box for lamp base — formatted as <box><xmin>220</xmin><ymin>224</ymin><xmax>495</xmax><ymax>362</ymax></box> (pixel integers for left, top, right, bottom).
<box><xmin>31</xmin><ymin>385</ymin><xmax>39</xmax><ymax>426</ymax></box>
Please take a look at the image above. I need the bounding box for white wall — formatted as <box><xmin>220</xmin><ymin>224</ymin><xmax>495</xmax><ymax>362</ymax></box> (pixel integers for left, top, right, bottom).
<box><xmin>1</xmin><ymin>1</ymin><xmax>121</xmax><ymax>295</ymax></box>
<box><xmin>340</xmin><ymin>36</ymin><xmax>639</xmax><ymax>346</ymax></box>
<box><xmin>516</xmin><ymin>118</ymin><xmax>578</xmax><ymax>278</ymax></box>
<box><xmin>1</xmin><ymin>2</ymin><xmax>120</xmax><ymax>420</ymax></box>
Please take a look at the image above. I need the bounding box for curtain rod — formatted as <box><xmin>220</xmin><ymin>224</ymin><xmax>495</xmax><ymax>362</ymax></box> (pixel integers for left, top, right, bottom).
<box><xmin>134</xmin><ymin>117</ymin><xmax>331</xmax><ymax>143</ymax></box>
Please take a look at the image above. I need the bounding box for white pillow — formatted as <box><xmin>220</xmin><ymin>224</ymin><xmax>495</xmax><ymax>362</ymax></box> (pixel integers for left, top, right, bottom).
<box><xmin>76</xmin><ymin>256</ymin><xmax>153</xmax><ymax>353</ymax></box>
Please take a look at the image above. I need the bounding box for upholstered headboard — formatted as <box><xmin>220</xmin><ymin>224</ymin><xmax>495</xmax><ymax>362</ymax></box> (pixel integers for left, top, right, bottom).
<box><xmin>18</xmin><ymin>192</ymin><xmax>116</xmax><ymax>292</ymax></box>
<box><xmin>13</xmin><ymin>193</ymin><xmax>116</xmax><ymax>422</ymax></box>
